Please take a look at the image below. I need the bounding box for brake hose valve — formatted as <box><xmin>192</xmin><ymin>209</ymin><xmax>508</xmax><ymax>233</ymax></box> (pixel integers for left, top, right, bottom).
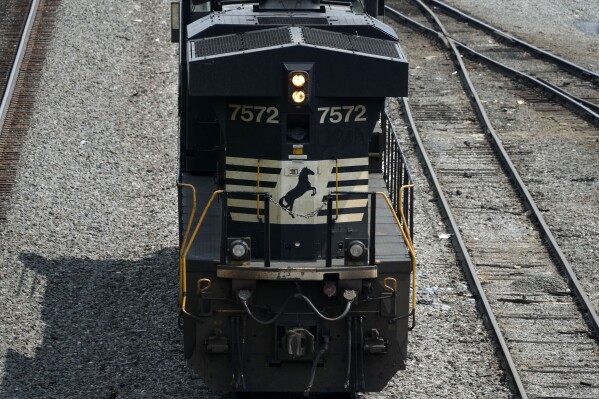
<box><xmin>343</xmin><ymin>290</ymin><xmax>357</xmax><ymax>302</ymax></box>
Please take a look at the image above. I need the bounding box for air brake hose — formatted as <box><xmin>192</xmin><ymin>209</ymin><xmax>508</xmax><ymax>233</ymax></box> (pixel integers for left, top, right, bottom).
<box><xmin>238</xmin><ymin>290</ymin><xmax>357</xmax><ymax>325</ymax></box>
<box><xmin>304</xmin><ymin>335</ymin><xmax>330</xmax><ymax>397</ymax></box>
<box><xmin>344</xmin><ymin>317</ymin><xmax>352</xmax><ymax>389</ymax></box>
<box><xmin>238</xmin><ymin>293</ymin><xmax>293</xmax><ymax>326</ymax></box>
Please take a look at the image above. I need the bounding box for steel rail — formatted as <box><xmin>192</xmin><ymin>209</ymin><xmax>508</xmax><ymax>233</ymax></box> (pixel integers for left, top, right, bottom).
<box><xmin>425</xmin><ymin>0</ymin><xmax>599</xmax><ymax>83</ymax></box>
<box><xmin>535</xmin><ymin>77</ymin><xmax>599</xmax><ymax>114</ymax></box>
<box><xmin>390</xmin><ymin>0</ymin><xmax>599</xmax><ymax>344</ymax></box>
<box><xmin>387</xmin><ymin>1</ymin><xmax>599</xmax><ymax>396</ymax></box>
<box><xmin>384</xmin><ymin>5</ymin><xmax>599</xmax><ymax>124</ymax></box>
<box><xmin>0</xmin><ymin>0</ymin><xmax>39</xmax><ymax>132</ymax></box>
<box><xmin>389</xmin><ymin>4</ymin><xmax>528</xmax><ymax>394</ymax></box>
<box><xmin>397</xmin><ymin>95</ymin><xmax>528</xmax><ymax>399</ymax></box>
<box><xmin>452</xmin><ymin>42</ymin><xmax>599</xmax><ymax>123</ymax></box>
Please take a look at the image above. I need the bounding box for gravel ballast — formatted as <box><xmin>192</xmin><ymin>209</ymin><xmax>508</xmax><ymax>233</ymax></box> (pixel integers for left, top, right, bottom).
<box><xmin>0</xmin><ymin>0</ymin><xmax>594</xmax><ymax>398</ymax></box>
<box><xmin>443</xmin><ymin>0</ymin><xmax>599</xmax><ymax>71</ymax></box>
<box><xmin>0</xmin><ymin>0</ymin><xmax>508</xmax><ymax>397</ymax></box>
<box><xmin>0</xmin><ymin>0</ymin><xmax>220</xmax><ymax>397</ymax></box>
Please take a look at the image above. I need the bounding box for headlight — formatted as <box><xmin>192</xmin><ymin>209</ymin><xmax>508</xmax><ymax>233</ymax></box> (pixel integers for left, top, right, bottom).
<box><xmin>347</xmin><ymin>241</ymin><xmax>366</xmax><ymax>259</ymax></box>
<box><xmin>344</xmin><ymin>239</ymin><xmax>368</xmax><ymax>265</ymax></box>
<box><xmin>229</xmin><ymin>239</ymin><xmax>250</xmax><ymax>262</ymax></box>
<box><xmin>231</xmin><ymin>243</ymin><xmax>247</xmax><ymax>259</ymax></box>
<box><xmin>288</xmin><ymin>70</ymin><xmax>309</xmax><ymax>105</ymax></box>
<box><xmin>291</xmin><ymin>73</ymin><xmax>306</xmax><ymax>88</ymax></box>
<box><xmin>291</xmin><ymin>90</ymin><xmax>306</xmax><ymax>104</ymax></box>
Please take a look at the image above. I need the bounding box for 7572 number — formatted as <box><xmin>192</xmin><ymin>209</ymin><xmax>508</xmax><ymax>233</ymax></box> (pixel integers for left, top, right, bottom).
<box><xmin>317</xmin><ymin>105</ymin><xmax>367</xmax><ymax>124</ymax></box>
<box><xmin>228</xmin><ymin>104</ymin><xmax>279</xmax><ymax>124</ymax></box>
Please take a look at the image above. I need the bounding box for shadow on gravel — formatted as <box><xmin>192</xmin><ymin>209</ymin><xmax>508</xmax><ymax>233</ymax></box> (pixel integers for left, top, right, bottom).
<box><xmin>0</xmin><ymin>248</ymin><xmax>226</xmax><ymax>399</ymax></box>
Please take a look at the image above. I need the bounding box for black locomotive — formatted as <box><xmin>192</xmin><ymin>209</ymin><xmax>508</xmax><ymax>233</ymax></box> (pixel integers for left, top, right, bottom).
<box><xmin>172</xmin><ymin>0</ymin><xmax>415</xmax><ymax>393</ymax></box>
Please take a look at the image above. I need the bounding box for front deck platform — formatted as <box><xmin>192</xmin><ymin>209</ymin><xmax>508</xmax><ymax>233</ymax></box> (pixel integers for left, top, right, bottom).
<box><xmin>180</xmin><ymin>172</ymin><xmax>410</xmax><ymax>274</ymax></box>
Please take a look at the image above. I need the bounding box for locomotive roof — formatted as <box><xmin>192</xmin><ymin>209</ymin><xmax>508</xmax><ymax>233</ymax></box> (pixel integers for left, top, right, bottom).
<box><xmin>187</xmin><ymin>6</ymin><xmax>399</xmax><ymax>42</ymax></box>
<box><xmin>185</xmin><ymin>6</ymin><xmax>408</xmax><ymax>97</ymax></box>
<box><xmin>186</xmin><ymin>26</ymin><xmax>408</xmax><ymax>97</ymax></box>
<box><xmin>189</xmin><ymin>26</ymin><xmax>406</xmax><ymax>61</ymax></box>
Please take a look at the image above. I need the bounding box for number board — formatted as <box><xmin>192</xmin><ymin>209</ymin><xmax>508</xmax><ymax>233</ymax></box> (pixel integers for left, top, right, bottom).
<box><xmin>317</xmin><ymin>105</ymin><xmax>367</xmax><ymax>124</ymax></box>
<box><xmin>228</xmin><ymin>104</ymin><xmax>280</xmax><ymax>124</ymax></box>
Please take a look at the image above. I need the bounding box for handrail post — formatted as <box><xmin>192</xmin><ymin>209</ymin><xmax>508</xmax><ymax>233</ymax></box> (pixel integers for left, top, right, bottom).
<box><xmin>369</xmin><ymin>192</ymin><xmax>376</xmax><ymax>266</ymax></box>
<box><xmin>220</xmin><ymin>191</ymin><xmax>228</xmax><ymax>264</ymax></box>
<box><xmin>403</xmin><ymin>174</ymin><xmax>409</xmax><ymax>228</ymax></box>
<box><xmin>381</xmin><ymin>111</ymin><xmax>387</xmax><ymax>139</ymax></box>
<box><xmin>383</xmin><ymin>116</ymin><xmax>389</xmax><ymax>181</ymax></box>
<box><xmin>326</xmin><ymin>194</ymin><xmax>333</xmax><ymax>267</ymax></box>
<box><xmin>263</xmin><ymin>194</ymin><xmax>271</xmax><ymax>267</ymax></box>
<box><xmin>410</xmin><ymin>186</ymin><xmax>414</xmax><ymax>240</ymax></box>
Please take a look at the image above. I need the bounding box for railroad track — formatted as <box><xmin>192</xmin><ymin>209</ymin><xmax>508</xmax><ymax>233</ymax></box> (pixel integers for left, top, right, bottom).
<box><xmin>0</xmin><ymin>0</ymin><xmax>34</xmax><ymax>123</ymax></box>
<box><xmin>386</xmin><ymin>0</ymin><xmax>599</xmax><ymax>125</ymax></box>
<box><xmin>461</xmin><ymin>57</ymin><xmax>599</xmax><ymax>312</ymax></box>
<box><xmin>0</xmin><ymin>0</ymin><xmax>59</xmax><ymax>221</ymax></box>
<box><xmin>385</xmin><ymin>3</ymin><xmax>599</xmax><ymax>398</ymax></box>
<box><xmin>425</xmin><ymin>0</ymin><xmax>599</xmax><ymax>109</ymax></box>
<box><xmin>0</xmin><ymin>0</ymin><xmax>31</xmax><ymax>101</ymax></box>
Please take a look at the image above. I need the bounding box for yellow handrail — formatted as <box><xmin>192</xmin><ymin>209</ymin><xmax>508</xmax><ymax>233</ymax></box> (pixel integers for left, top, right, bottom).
<box><xmin>177</xmin><ymin>187</ymin><xmax>223</xmax><ymax>319</ymax></box>
<box><xmin>383</xmin><ymin>277</ymin><xmax>397</xmax><ymax>292</ymax></box>
<box><xmin>399</xmin><ymin>184</ymin><xmax>416</xmax><ymax>316</ymax></box>
<box><xmin>398</xmin><ymin>184</ymin><xmax>415</xmax><ymax>243</ymax></box>
<box><xmin>177</xmin><ymin>185</ymin><xmax>417</xmax><ymax>324</ymax></box>
<box><xmin>376</xmin><ymin>190</ymin><xmax>417</xmax><ymax>322</ymax></box>
<box><xmin>196</xmin><ymin>278</ymin><xmax>212</xmax><ymax>294</ymax></box>
<box><xmin>177</xmin><ymin>183</ymin><xmax>197</xmax><ymax>306</ymax></box>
